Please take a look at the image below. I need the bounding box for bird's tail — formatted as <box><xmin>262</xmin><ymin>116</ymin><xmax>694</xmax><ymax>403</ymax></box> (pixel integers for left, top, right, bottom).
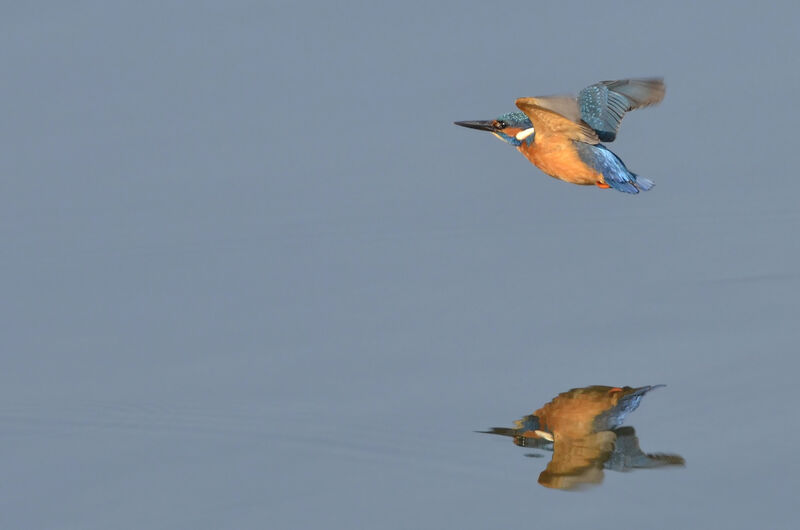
<box><xmin>634</xmin><ymin>176</ymin><xmax>655</xmax><ymax>191</ymax></box>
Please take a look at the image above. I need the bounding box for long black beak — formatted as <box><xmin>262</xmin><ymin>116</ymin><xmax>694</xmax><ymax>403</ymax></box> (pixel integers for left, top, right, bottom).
<box><xmin>454</xmin><ymin>120</ymin><xmax>498</xmax><ymax>132</ymax></box>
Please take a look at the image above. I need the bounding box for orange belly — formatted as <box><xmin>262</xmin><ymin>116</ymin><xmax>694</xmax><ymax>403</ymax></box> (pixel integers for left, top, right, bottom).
<box><xmin>518</xmin><ymin>139</ymin><xmax>604</xmax><ymax>186</ymax></box>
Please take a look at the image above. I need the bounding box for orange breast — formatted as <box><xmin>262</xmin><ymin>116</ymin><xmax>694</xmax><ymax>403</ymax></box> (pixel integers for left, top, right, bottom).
<box><xmin>518</xmin><ymin>137</ymin><xmax>604</xmax><ymax>186</ymax></box>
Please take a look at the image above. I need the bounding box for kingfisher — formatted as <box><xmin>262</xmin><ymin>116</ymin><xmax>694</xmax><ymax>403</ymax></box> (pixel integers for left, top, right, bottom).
<box><xmin>480</xmin><ymin>385</ymin><xmax>684</xmax><ymax>490</ymax></box>
<box><xmin>455</xmin><ymin>78</ymin><xmax>665</xmax><ymax>194</ymax></box>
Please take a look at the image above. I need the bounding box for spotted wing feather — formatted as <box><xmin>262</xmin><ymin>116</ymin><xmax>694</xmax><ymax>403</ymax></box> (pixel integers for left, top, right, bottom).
<box><xmin>579</xmin><ymin>78</ymin><xmax>665</xmax><ymax>142</ymax></box>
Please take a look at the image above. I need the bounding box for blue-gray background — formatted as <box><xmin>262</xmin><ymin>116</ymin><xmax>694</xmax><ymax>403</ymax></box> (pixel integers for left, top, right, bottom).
<box><xmin>3</xmin><ymin>2</ymin><xmax>799</xmax><ymax>528</ymax></box>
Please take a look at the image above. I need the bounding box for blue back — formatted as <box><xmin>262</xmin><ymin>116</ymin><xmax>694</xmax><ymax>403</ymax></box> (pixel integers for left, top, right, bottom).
<box><xmin>574</xmin><ymin>142</ymin><xmax>654</xmax><ymax>194</ymax></box>
<box><xmin>592</xmin><ymin>385</ymin><xmax>664</xmax><ymax>431</ymax></box>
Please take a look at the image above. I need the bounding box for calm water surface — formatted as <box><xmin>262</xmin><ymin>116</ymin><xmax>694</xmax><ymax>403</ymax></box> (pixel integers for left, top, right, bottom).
<box><xmin>2</xmin><ymin>2</ymin><xmax>799</xmax><ymax>529</ymax></box>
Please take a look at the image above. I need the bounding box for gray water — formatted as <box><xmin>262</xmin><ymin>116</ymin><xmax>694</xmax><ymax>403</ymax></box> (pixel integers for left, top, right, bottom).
<box><xmin>3</xmin><ymin>1</ymin><xmax>799</xmax><ymax>528</ymax></box>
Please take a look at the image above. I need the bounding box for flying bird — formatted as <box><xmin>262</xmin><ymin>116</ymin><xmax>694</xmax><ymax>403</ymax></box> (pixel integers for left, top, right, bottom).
<box><xmin>455</xmin><ymin>78</ymin><xmax>665</xmax><ymax>194</ymax></box>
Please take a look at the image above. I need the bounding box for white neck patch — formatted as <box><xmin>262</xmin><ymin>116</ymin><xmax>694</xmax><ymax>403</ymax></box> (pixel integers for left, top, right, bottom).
<box><xmin>515</xmin><ymin>127</ymin><xmax>535</xmax><ymax>141</ymax></box>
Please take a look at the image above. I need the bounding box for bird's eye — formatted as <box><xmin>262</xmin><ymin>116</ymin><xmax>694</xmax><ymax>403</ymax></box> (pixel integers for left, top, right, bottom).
<box><xmin>495</xmin><ymin>120</ymin><xmax>507</xmax><ymax>129</ymax></box>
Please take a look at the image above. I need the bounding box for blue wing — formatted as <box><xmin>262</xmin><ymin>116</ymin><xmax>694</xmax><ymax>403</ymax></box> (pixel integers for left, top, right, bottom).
<box><xmin>579</xmin><ymin>78</ymin><xmax>665</xmax><ymax>142</ymax></box>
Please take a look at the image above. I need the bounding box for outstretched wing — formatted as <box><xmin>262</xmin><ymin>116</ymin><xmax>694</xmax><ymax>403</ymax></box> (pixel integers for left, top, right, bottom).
<box><xmin>579</xmin><ymin>78</ymin><xmax>665</xmax><ymax>142</ymax></box>
<box><xmin>515</xmin><ymin>96</ymin><xmax>600</xmax><ymax>144</ymax></box>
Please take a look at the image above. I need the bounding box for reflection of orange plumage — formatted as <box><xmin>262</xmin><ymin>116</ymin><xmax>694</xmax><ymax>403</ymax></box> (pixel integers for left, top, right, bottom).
<box><xmin>480</xmin><ymin>385</ymin><xmax>683</xmax><ymax>490</ymax></box>
<box><xmin>539</xmin><ymin>431</ymin><xmax>617</xmax><ymax>490</ymax></box>
<box><xmin>534</xmin><ymin>386</ymin><xmax>639</xmax><ymax>438</ymax></box>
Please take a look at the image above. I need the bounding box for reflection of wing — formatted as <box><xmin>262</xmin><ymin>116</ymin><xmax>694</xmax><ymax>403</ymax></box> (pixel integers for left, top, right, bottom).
<box><xmin>606</xmin><ymin>426</ymin><xmax>685</xmax><ymax>470</ymax></box>
<box><xmin>538</xmin><ymin>431</ymin><xmax>617</xmax><ymax>490</ymax></box>
<box><xmin>578</xmin><ymin>78</ymin><xmax>665</xmax><ymax>142</ymax></box>
<box><xmin>515</xmin><ymin>97</ymin><xmax>600</xmax><ymax>144</ymax></box>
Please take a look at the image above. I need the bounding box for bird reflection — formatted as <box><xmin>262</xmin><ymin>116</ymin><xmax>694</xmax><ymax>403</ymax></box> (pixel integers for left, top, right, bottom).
<box><xmin>481</xmin><ymin>385</ymin><xmax>684</xmax><ymax>490</ymax></box>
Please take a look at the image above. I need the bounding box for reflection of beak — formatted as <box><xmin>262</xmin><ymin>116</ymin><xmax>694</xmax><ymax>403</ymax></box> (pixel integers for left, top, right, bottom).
<box><xmin>454</xmin><ymin>120</ymin><xmax>499</xmax><ymax>132</ymax></box>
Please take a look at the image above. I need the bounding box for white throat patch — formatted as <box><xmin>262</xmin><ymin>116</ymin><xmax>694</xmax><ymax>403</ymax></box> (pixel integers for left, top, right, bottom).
<box><xmin>534</xmin><ymin>430</ymin><xmax>554</xmax><ymax>442</ymax></box>
<box><xmin>515</xmin><ymin>127</ymin><xmax>535</xmax><ymax>141</ymax></box>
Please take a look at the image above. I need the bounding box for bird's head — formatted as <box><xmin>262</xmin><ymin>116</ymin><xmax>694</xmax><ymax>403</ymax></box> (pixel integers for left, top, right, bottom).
<box><xmin>454</xmin><ymin>111</ymin><xmax>534</xmax><ymax>147</ymax></box>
